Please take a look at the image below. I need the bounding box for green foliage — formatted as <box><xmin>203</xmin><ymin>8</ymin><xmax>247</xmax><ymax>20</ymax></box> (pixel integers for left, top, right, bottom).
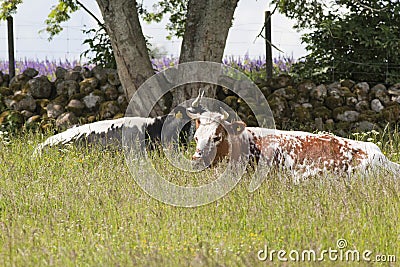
<box><xmin>43</xmin><ymin>0</ymin><xmax>188</xmax><ymax>41</ymax></box>
<box><xmin>0</xmin><ymin>0</ymin><xmax>189</xmax><ymax>40</ymax></box>
<box><xmin>289</xmin><ymin>58</ymin><xmax>333</xmax><ymax>84</ymax></box>
<box><xmin>81</xmin><ymin>27</ymin><xmax>117</xmax><ymax>69</ymax></box>
<box><xmin>142</xmin><ymin>0</ymin><xmax>188</xmax><ymax>39</ymax></box>
<box><xmin>80</xmin><ymin>26</ymin><xmax>163</xmax><ymax>69</ymax></box>
<box><xmin>1</xmin><ymin>0</ymin><xmax>187</xmax><ymax>66</ymax></box>
<box><xmin>0</xmin><ymin>110</ymin><xmax>24</xmax><ymax>133</ymax></box>
<box><xmin>273</xmin><ymin>0</ymin><xmax>400</xmax><ymax>83</ymax></box>
<box><xmin>272</xmin><ymin>0</ymin><xmax>325</xmax><ymax>29</ymax></box>
<box><xmin>0</xmin><ymin>0</ymin><xmax>22</xmax><ymax>19</ymax></box>
<box><xmin>43</xmin><ymin>0</ymin><xmax>79</xmax><ymax>40</ymax></box>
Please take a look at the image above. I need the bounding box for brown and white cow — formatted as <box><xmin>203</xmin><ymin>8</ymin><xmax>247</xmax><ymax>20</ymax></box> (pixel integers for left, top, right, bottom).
<box><xmin>187</xmin><ymin>109</ymin><xmax>400</xmax><ymax>179</ymax></box>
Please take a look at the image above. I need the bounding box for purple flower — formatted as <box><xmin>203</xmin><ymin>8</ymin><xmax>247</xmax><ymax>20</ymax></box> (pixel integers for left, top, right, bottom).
<box><xmin>0</xmin><ymin>55</ymin><xmax>295</xmax><ymax>81</ymax></box>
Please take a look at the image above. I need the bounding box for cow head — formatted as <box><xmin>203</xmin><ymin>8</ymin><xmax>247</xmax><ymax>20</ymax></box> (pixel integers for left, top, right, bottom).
<box><xmin>187</xmin><ymin>108</ymin><xmax>247</xmax><ymax>166</ymax></box>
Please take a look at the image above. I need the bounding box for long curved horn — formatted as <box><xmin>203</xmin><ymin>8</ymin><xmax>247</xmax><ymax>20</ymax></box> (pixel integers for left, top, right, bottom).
<box><xmin>200</xmin><ymin>88</ymin><xmax>205</xmax><ymax>97</ymax></box>
<box><xmin>186</xmin><ymin>109</ymin><xmax>200</xmax><ymax>120</ymax></box>
<box><xmin>220</xmin><ymin>107</ymin><xmax>229</xmax><ymax>120</ymax></box>
<box><xmin>191</xmin><ymin>89</ymin><xmax>205</xmax><ymax>108</ymax></box>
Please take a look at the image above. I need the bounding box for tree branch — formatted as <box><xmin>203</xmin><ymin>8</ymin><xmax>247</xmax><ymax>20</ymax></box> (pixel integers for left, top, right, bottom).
<box><xmin>253</xmin><ymin>3</ymin><xmax>283</xmax><ymax>53</ymax></box>
<box><xmin>76</xmin><ymin>0</ymin><xmax>104</xmax><ymax>27</ymax></box>
<box><xmin>254</xmin><ymin>3</ymin><xmax>278</xmax><ymax>41</ymax></box>
<box><xmin>353</xmin><ymin>0</ymin><xmax>388</xmax><ymax>12</ymax></box>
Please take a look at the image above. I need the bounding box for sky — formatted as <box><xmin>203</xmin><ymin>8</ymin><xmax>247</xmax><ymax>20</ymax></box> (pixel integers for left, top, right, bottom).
<box><xmin>0</xmin><ymin>0</ymin><xmax>307</xmax><ymax>61</ymax></box>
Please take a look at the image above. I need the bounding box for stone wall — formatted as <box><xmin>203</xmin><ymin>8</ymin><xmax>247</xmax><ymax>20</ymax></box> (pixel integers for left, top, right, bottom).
<box><xmin>0</xmin><ymin>68</ymin><xmax>399</xmax><ymax>136</ymax></box>
<box><xmin>0</xmin><ymin>66</ymin><xmax>128</xmax><ymax>132</ymax></box>
<box><xmin>247</xmin><ymin>75</ymin><xmax>400</xmax><ymax>135</ymax></box>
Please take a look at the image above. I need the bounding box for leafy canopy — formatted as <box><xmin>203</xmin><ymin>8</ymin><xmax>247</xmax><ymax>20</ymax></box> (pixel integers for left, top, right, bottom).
<box><xmin>142</xmin><ymin>0</ymin><xmax>188</xmax><ymax>40</ymax></box>
<box><xmin>0</xmin><ymin>0</ymin><xmax>187</xmax><ymax>67</ymax></box>
<box><xmin>43</xmin><ymin>0</ymin><xmax>188</xmax><ymax>41</ymax></box>
<box><xmin>0</xmin><ymin>0</ymin><xmax>23</xmax><ymax>19</ymax></box>
<box><xmin>44</xmin><ymin>0</ymin><xmax>80</xmax><ymax>39</ymax></box>
<box><xmin>272</xmin><ymin>0</ymin><xmax>400</xmax><ymax>83</ymax></box>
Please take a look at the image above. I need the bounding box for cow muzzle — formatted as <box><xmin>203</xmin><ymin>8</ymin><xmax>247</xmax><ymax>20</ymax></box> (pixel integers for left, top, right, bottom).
<box><xmin>192</xmin><ymin>150</ymin><xmax>203</xmax><ymax>160</ymax></box>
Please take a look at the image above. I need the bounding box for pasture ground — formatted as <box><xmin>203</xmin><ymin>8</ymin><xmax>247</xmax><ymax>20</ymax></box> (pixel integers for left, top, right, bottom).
<box><xmin>0</xmin><ymin>130</ymin><xmax>399</xmax><ymax>266</ymax></box>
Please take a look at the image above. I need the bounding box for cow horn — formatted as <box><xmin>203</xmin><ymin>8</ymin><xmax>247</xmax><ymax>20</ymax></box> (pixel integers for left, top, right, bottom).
<box><xmin>191</xmin><ymin>89</ymin><xmax>205</xmax><ymax>108</ymax></box>
<box><xmin>186</xmin><ymin>110</ymin><xmax>200</xmax><ymax>120</ymax></box>
<box><xmin>220</xmin><ymin>107</ymin><xmax>229</xmax><ymax>120</ymax></box>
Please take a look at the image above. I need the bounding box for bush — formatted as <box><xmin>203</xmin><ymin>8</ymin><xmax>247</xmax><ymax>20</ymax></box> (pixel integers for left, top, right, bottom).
<box><xmin>274</xmin><ymin>0</ymin><xmax>400</xmax><ymax>84</ymax></box>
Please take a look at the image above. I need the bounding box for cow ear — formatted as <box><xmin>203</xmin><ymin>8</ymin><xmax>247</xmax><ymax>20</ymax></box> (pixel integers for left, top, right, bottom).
<box><xmin>230</xmin><ymin>121</ymin><xmax>246</xmax><ymax>135</ymax></box>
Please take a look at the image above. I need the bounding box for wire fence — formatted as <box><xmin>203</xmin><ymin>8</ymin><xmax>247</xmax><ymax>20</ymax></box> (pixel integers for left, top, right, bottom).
<box><xmin>0</xmin><ymin>22</ymin><xmax>305</xmax><ymax>60</ymax></box>
<box><xmin>309</xmin><ymin>47</ymin><xmax>400</xmax><ymax>84</ymax></box>
<box><xmin>0</xmin><ymin>23</ymin><xmax>90</xmax><ymax>60</ymax></box>
<box><xmin>1</xmin><ymin>23</ymin><xmax>399</xmax><ymax>84</ymax></box>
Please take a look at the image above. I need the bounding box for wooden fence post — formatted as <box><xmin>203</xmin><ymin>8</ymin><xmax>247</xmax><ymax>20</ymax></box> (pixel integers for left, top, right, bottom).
<box><xmin>7</xmin><ymin>16</ymin><xmax>15</xmax><ymax>79</ymax></box>
<box><xmin>265</xmin><ymin>11</ymin><xmax>273</xmax><ymax>79</ymax></box>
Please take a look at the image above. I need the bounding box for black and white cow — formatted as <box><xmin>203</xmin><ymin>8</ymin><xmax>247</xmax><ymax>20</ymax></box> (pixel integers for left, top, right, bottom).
<box><xmin>34</xmin><ymin>92</ymin><xmax>207</xmax><ymax>155</ymax></box>
<box><xmin>187</xmin><ymin>109</ymin><xmax>400</xmax><ymax>179</ymax></box>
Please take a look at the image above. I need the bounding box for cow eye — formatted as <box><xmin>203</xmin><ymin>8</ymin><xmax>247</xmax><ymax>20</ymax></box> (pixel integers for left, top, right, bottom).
<box><xmin>213</xmin><ymin>135</ymin><xmax>221</xmax><ymax>142</ymax></box>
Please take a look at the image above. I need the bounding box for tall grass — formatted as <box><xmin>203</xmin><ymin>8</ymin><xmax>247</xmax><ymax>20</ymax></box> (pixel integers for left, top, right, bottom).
<box><xmin>0</xmin><ymin>131</ymin><xmax>399</xmax><ymax>266</ymax></box>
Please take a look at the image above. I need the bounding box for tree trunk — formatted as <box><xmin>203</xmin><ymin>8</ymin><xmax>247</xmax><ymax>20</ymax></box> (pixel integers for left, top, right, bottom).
<box><xmin>173</xmin><ymin>0</ymin><xmax>239</xmax><ymax>107</ymax></box>
<box><xmin>96</xmin><ymin>0</ymin><xmax>239</xmax><ymax>113</ymax></box>
<box><xmin>96</xmin><ymin>0</ymin><xmax>164</xmax><ymax>116</ymax></box>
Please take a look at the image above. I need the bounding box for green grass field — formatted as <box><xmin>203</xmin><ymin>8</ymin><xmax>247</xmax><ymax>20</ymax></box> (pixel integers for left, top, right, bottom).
<box><xmin>0</xmin><ymin>130</ymin><xmax>399</xmax><ymax>266</ymax></box>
